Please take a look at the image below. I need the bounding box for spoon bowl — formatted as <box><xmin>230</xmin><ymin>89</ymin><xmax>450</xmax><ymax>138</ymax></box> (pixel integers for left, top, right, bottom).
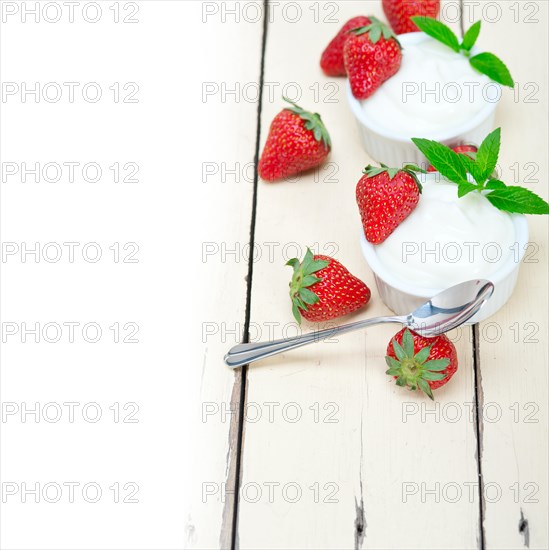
<box><xmin>406</xmin><ymin>279</ymin><xmax>494</xmax><ymax>337</ymax></box>
<box><xmin>224</xmin><ymin>279</ymin><xmax>494</xmax><ymax>369</ymax></box>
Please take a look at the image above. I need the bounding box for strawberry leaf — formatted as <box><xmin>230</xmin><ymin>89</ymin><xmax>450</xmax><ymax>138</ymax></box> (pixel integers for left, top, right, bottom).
<box><xmin>413</xmin><ymin>345</ymin><xmax>432</xmax><ymax>364</ymax></box>
<box><xmin>292</xmin><ymin>303</ymin><xmax>302</xmax><ymax>324</ymax></box>
<box><xmin>299</xmin><ymin>288</ymin><xmax>319</xmax><ymax>305</ymax></box>
<box><xmin>282</xmin><ymin>97</ymin><xmax>332</xmax><ymax>149</ymax></box>
<box><xmin>304</xmin><ymin>259</ymin><xmax>329</xmax><ymax>276</ymax></box>
<box><xmin>386</xmin><ymin>368</ymin><xmax>401</xmax><ymax>376</ymax></box>
<box><xmin>392</xmin><ymin>339</ymin><xmax>406</xmax><ymax>361</ymax></box>
<box><xmin>302</xmin><ymin>275</ymin><xmax>322</xmax><ymax>287</ymax></box>
<box><xmin>486</xmin><ymin>187</ymin><xmax>549</xmax><ymax>214</ymax></box>
<box><xmin>417</xmin><ymin>378</ymin><xmax>434</xmax><ymax>400</ymax></box>
<box><xmin>461</xmin><ymin>21</ymin><xmax>481</xmax><ymax>51</ymax></box>
<box><xmin>385</xmin><ymin>356</ymin><xmax>401</xmax><ymax>370</ymax></box>
<box><xmin>423</xmin><ymin>359</ymin><xmax>450</xmax><ymax>371</ymax></box>
<box><xmin>476</xmin><ymin>128</ymin><xmax>501</xmax><ymax>182</ymax></box>
<box><xmin>402</xmin><ymin>329</ymin><xmax>415</xmax><ymax>357</ymax></box>
<box><xmin>422</xmin><ymin>371</ymin><xmax>448</xmax><ymax>382</ymax></box>
<box><xmin>411</xmin><ymin>16</ymin><xmax>460</xmax><ymax>53</ymax></box>
<box><xmin>470</xmin><ymin>52</ymin><xmax>514</xmax><ymax>87</ymax></box>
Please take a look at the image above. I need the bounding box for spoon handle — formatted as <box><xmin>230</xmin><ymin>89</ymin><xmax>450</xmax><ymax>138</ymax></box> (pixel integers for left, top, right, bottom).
<box><xmin>224</xmin><ymin>315</ymin><xmax>404</xmax><ymax>369</ymax></box>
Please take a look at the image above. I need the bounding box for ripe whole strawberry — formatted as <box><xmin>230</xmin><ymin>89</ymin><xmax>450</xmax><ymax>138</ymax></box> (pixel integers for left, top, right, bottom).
<box><xmin>320</xmin><ymin>16</ymin><xmax>372</xmax><ymax>77</ymax></box>
<box><xmin>356</xmin><ymin>164</ymin><xmax>424</xmax><ymax>244</ymax></box>
<box><xmin>287</xmin><ymin>248</ymin><xmax>371</xmax><ymax>323</ymax></box>
<box><xmin>344</xmin><ymin>17</ymin><xmax>402</xmax><ymax>100</ymax></box>
<box><xmin>386</xmin><ymin>328</ymin><xmax>458</xmax><ymax>399</ymax></box>
<box><xmin>427</xmin><ymin>144</ymin><xmax>478</xmax><ymax>172</ymax></box>
<box><xmin>258</xmin><ymin>98</ymin><xmax>331</xmax><ymax>182</ymax></box>
<box><xmin>382</xmin><ymin>0</ymin><xmax>440</xmax><ymax>34</ymax></box>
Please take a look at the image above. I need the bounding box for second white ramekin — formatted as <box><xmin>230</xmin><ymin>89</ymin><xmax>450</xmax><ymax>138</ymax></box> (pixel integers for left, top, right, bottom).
<box><xmin>346</xmin><ymin>32</ymin><xmax>500</xmax><ymax>167</ymax></box>
<box><xmin>360</xmin><ymin>215</ymin><xmax>529</xmax><ymax>323</ymax></box>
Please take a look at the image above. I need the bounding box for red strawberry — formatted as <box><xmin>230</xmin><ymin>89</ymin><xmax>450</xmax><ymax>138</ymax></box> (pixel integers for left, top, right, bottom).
<box><xmin>344</xmin><ymin>17</ymin><xmax>402</xmax><ymax>100</ymax></box>
<box><xmin>382</xmin><ymin>0</ymin><xmax>440</xmax><ymax>34</ymax></box>
<box><xmin>356</xmin><ymin>164</ymin><xmax>423</xmax><ymax>244</ymax></box>
<box><xmin>287</xmin><ymin>248</ymin><xmax>371</xmax><ymax>323</ymax></box>
<box><xmin>258</xmin><ymin>98</ymin><xmax>331</xmax><ymax>182</ymax></box>
<box><xmin>320</xmin><ymin>16</ymin><xmax>372</xmax><ymax>77</ymax></box>
<box><xmin>427</xmin><ymin>144</ymin><xmax>478</xmax><ymax>172</ymax></box>
<box><xmin>386</xmin><ymin>328</ymin><xmax>458</xmax><ymax>399</ymax></box>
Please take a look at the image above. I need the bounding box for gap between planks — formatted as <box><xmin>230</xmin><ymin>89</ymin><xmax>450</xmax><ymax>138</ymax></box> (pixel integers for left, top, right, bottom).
<box><xmin>220</xmin><ymin>2</ymin><xmax>269</xmax><ymax>549</ymax></box>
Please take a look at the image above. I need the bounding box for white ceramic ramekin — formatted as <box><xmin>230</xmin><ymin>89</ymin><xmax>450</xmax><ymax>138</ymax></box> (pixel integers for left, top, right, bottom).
<box><xmin>346</xmin><ymin>32</ymin><xmax>500</xmax><ymax>167</ymax></box>
<box><xmin>360</xmin><ymin>214</ymin><xmax>529</xmax><ymax>323</ymax></box>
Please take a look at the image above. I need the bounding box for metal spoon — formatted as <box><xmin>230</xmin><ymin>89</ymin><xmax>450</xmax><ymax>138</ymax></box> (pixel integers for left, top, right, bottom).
<box><xmin>224</xmin><ymin>279</ymin><xmax>494</xmax><ymax>369</ymax></box>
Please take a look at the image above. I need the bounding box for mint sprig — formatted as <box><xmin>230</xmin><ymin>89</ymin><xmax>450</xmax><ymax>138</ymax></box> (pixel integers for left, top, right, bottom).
<box><xmin>461</xmin><ymin>20</ymin><xmax>481</xmax><ymax>52</ymax></box>
<box><xmin>411</xmin><ymin>129</ymin><xmax>549</xmax><ymax>215</ymax></box>
<box><xmin>411</xmin><ymin>17</ymin><xmax>514</xmax><ymax>88</ymax></box>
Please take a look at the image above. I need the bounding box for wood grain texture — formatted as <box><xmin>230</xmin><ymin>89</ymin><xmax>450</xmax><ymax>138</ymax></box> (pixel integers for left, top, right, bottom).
<box><xmin>185</xmin><ymin>3</ymin><xmax>264</xmax><ymax>548</ymax></box>
<box><xmin>472</xmin><ymin>2</ymin><xmax>549</xmax><ymax>548</ymax></box>
<box><xmin>237</xmin><ymin>2</ymin><xmax>482</xmax><ymax>548</ymax></box>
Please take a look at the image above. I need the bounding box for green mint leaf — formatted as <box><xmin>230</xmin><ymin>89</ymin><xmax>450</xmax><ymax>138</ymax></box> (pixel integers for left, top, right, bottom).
<box><xmin>470</xmin><ymin>52</ymin><xmax>514</xmax><ymax>87</ymax></box>
<box><xmin>476</xmin><ymin>128</ymin><xmax>501</xmax><ymax>182</ymax></box>
<box><xmin>412</xmin><ymin>138</ymin><xmax>469</xmax><ymax>185</ymax></box>
<box><xmin>461</xmin><ymin>21</ymin><xmax>481</xmax><ymax>51</ymax></box>
<box><xmin>458</xmin><ymin>154</ymin><xmax>483</xmax><ymax>185</ymax></box>
<box><xmin>458</xmin><ymin>182</ymin><xmax>479</xmax><ymax>198</ymax></box>
<box><xmin>411</xmin><ymin>16</ymin><xmax>460</xmax><ymax>53</ymax></box>
<box><xmin>485</xmin><ymin>179</ymin><xmax>507</xmax><ymax>190</ymax></box>
<box><xmin>486</xmin><ymin>186</ymin><xmax>549</xmax><ymax>215</ymax></box>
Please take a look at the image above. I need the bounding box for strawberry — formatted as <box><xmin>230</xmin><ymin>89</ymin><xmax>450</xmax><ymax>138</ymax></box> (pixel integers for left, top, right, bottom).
<box><xmin>386</xmin><ymin>328</ymin><xmax>458</xmax><ymax>399</ymax></box>
<box><xmin>427</xmin><ymin>144</ymin><xmax>477</xmax><ymax>172</ymax></box>
<box><xmin>343</xmin><ymin>17</ymin><xmax>402</xmax><ymax>100</ymax></box>
<box><xmin>356</xmin><ymin>164</ymin><xmax>424</xmax><ymax>244</ymax></box>
<box><xmin>382</xmin><ymin>0</ymin><xmax>440</xmax><ymax>34</ymax></box>
<box><xmin>258</xmin><ymin>98</ymin><xmax>331</xmax><ymax>182</ymax></box>
<box><xmin>287</xmin><ymin>248</ymin><xmax>371</xmax><ymax>323</ymax></box>
<box><xmin>320</xmin><ymin>16</ymin><xmax>372</xmax><ymax>77</ymax></box>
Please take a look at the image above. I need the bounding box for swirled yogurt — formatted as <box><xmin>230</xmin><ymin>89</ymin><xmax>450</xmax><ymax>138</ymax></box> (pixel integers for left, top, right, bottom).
<box><xmin>362</xmin><ymin>35</ymin><xmax>499</xmax><ymax>137</ymax></box>
<box><xmin>375</xmin><ymin>175</ymin><xmax>516</xmax><ymax>289</ymax></box>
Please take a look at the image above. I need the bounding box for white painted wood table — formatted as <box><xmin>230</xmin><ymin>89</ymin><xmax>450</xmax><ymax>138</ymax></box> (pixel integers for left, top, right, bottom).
<box><xmin>190</xmin><ymin>1</ymin><xmax>548</xmax><ymax>549</ymax></box>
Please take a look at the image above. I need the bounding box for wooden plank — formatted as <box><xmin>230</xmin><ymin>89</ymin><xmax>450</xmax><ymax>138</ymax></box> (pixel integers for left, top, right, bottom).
<box><xmin>238</xmin><ymin>2</ymin><xmax>480</xmax><ymax>548</ymax></box>
<box><xmin>473</xmin><ymin>2</ymin><xmax>549</xmax><ymax>548</ymax></box>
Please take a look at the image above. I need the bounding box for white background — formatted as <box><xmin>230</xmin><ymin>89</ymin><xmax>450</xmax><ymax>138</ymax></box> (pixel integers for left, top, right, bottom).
<box><xmin>0</xmin><ymin>2</ymin><xmax>217</xmax><ymax>548</ymax></box>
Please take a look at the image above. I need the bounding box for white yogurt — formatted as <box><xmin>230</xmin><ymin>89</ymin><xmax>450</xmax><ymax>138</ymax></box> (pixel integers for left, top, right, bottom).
<box><xmin>375</xmin><ymin>175</ymin><xmax>516</xmax><ymax>289</ymax></box>
<box><xmin>361</xmin><ymin>36</ymin><xmax>499</xmax><ymax>137</ymax></box>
